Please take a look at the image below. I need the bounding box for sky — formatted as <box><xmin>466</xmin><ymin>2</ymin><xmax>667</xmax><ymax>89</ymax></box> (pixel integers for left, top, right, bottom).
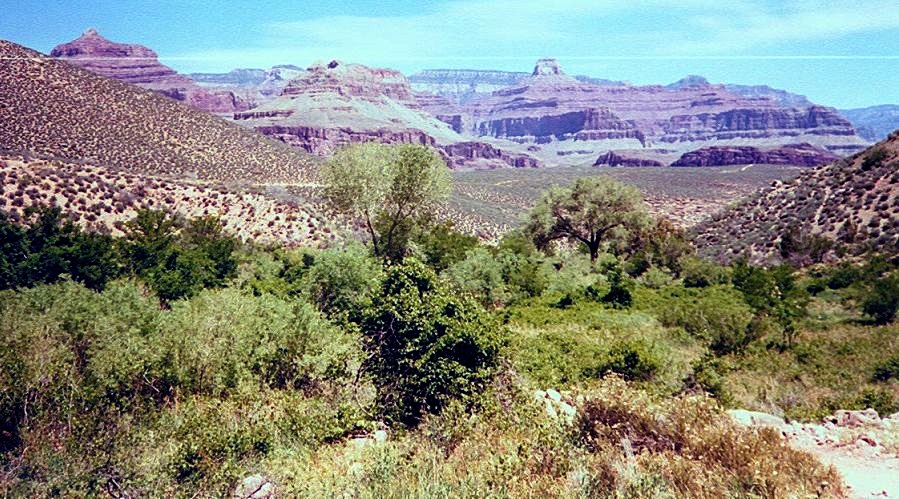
<box><xmin>2</xmin><ymin>0</ymin><xmax>899</xmax><ymax>108</ymax></box>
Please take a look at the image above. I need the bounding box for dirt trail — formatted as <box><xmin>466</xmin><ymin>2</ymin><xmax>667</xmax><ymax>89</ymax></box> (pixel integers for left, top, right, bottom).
<box><xmin>791</xmin><ymin>440</ymin><xmax>899</xmax><ymax>498</ymax></box>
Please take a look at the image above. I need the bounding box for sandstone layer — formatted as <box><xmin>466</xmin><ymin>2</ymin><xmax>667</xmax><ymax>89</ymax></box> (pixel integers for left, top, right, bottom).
<box><xmin>233</xmin><ymin>60</ymin><xmax>539</xmax><ymax>169</ymax></box>
<box><xmin>51</xmin><ymin>29</ymin><xmax>249</xmax><ymax>113</ymax></box>
<box><xmin>671</xmin><ymin>143</ymin><xmax>840</xmax><ymax>167</ymax></box>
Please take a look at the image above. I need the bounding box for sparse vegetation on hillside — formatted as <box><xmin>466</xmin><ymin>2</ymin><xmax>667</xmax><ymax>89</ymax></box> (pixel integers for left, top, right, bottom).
<box><xmin>694</xmin><ymin>133</ymin><xmax>899</xmax><ymax>263</ymax></box>
<box><xmin>0</xmin><ymin>41</ymin><xmax>315</xmax><ymax>183</ymax></box>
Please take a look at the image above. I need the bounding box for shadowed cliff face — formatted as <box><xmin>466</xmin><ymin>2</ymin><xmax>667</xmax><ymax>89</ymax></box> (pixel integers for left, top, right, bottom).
<box><xmin>51</xmin><ymin>29</ymin><xmax>249</xmax><ymax>113</ymax></box>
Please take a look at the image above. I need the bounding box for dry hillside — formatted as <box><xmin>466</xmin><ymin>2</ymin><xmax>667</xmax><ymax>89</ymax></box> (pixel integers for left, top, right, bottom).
<box><xmin>693</xmin><ymin>131</ymin><xmax>899</xmax><ymax>262</ymax></box>
<box><xmin>0</xmin><ymin>153</ymin><xmax>339</xmax><ymax>247</ymax></box>
<box><xmin>0</xmin><ymin>40</ymin><xmax>315</xmax><ymax>183</ymax></box>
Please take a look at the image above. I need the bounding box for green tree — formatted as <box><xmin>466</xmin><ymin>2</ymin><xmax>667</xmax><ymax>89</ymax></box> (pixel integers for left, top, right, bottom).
<box><xmin>524</xmin><ymin>176</ymin><xmax>649</xmax><ymax>263</ymax></box>
<box><xmin>862</xmin><ymin>275</ymin><xmax>899</xmax><ymax>324</ymax></box>
<box><xmin>320</xmin><ymin>143</ymin><xmax>451</xmax><ymax>261</ymax></box>
<box><xmin>358</xmin><ymin>259</ymin><xmax>504</xmax><ymax>426</ymax></box>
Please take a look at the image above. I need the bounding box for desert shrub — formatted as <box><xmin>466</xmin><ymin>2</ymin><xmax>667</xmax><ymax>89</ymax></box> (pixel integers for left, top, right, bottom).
<box><xmin>412</xmin><ymin>219</ymin><xmax>479</xmax><ymax>272</ymax></box>
<box><xmin>861</xmin><ymin>147</ymin><xmax>887</xmax><ymax>171</ymax></box>
<box><xmin>589</xmin><ymin>340</ymin><xmax>661</xmax><ymax>381</ymax></box>
<box><xmin>443</xmin><ymin>246</ymin><xmax>546</xmax><ymax>309</ymax></box>
<box><xmin>601</xmin><ymin>268</ymin><xmax>633</xmax><ymax>309</ymax></box>
<box><xmin>357</xmin><ymin>259</ymin><xmax>505</xmax><ymax>426</ymax></box>
<box><xmin>862</xmin><ymin>275</ymin><xmax>899</xmax><ymax>324</ymax></box>
<box><xmin>679</xmin><ymin>256</ymin><xmax>731</xmax><ymax>288</ymax></box>
<box><xmin>826</xmin><ymin>262</ymin><xmax>861</xmax><ymax>289</ymax></box>
<box><xmin>732</xmin><ymin>261</ymin><xmax>808</xmax><ymax>347</ymax></box>
<box><xmin>0</xmin><ymin>206</ymin><xmax>122</xmax><ymax>291</ymax></box>
<box><xmin>639</xmin><ymin>267</ymin><xmax>673</xmax><ymax>289</ymax></box>
<box><xmin>300</xmin><ymin>244</ymin><xmax>382</xmax><ymax>317</ymax></box>
<box><xmin>121</xmin><ymin>210</ymin><xmax>238</xmax><ymax>302</ymax></box>
<box><xmin>873</xmin><ymin>355</ymin><xmax>899</xmax><ymax>381</ymax></box>
<box><xmin>657</xmin><ymin>286</ymin><xmax>755</xmax><ymax>355</ymax></box>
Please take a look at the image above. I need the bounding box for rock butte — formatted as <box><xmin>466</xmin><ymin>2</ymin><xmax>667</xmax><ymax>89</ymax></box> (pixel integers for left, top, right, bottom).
<box><xmin>415</xmin><ymin>59</ymin><xmax>869</xmax><ymax>166</ymax></box>
<box><xmin>51</xmin><ymin>29</ymin><xmax>249</xmax><ymax>113</ymax></box>
<box><xmin>234</xmin><ymin>60</ymin><xmax>539</xmax><ymax>169</ymax></box>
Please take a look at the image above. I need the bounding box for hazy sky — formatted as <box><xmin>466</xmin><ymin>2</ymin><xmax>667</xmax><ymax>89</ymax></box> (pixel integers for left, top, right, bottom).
<box><xmin>3</xmin><ymin>0</ymin><xmax>899</xmax><ymax>108</ymax></box>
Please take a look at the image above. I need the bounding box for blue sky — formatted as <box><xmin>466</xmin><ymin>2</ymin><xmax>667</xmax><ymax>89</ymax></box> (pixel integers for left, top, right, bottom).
<box><xmin>3</xmin><ymin>0</ymin><xmax>899</xmax><ymax>108</ymax></box>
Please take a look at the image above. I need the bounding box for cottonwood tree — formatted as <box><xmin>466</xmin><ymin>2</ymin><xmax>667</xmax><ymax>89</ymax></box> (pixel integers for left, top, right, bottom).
<box><xmin>320</xmin><ymin>142</ymin><xmax>450</xmax><ymax>260</ymax></box>
<box><xmin>525</xmin><ymin>176</ymin><xmax>649</xmax><ymax>262</ymax></box>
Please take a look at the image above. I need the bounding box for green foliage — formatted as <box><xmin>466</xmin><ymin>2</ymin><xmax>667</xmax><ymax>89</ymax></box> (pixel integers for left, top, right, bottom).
<box><xmin>626</xmin><ymin>218</ymin><xmax>693</xmax><ymax>275</ymax></box>
<box><xmin>358</xmin><ymin>259</ymin><xmax>505</xmax><ymax>426</ymax></box>
<box><xmin>778</xmin><ymin>225</ymin><xmax>833</xmax><ymax>266</ymax></box>
<box><xmin>732</xmin><ymin>261</ymin><xmax>808</xmax><ymax>347</ymax></box>
<box><xmin>862</xmin><ymin>275</ymin><xmax>899</xmax><ymax>324</ymax></box>
<box><xmin>413</xmin><ymin>220</ymin><xmax>480</xmax><ymax>273</ymax></box>
<box><xmin>443</xmin><ymin>246</ymin><xmax>546</xmax><ymax>309</ymax></box>
<box><xmin>524</xmin><ymin>176</ymin><xmax>650</xmax><ymax>262</ymax></box>
<box><xmin>826</xmin><ymin>262</ymin><xmax>861</xmax><ymax>289</ymax></box>
<box><xmin>657</xmin><ymin>286</ymin><xmax>756</xmax><ymax>355</ymax></box>
<box><xmin>299</xmin><ymin>244</ymin><xmax>382</xmax><ymax>317</ymax></box>
<box><xmin>680</xmin><ymin>256</ymin><xmax>732</xmax><ymax>288</ymax></box>
<box><xmin>0</xmin><ymin>206</ymin><xmax>121</xmax><ymax>291</ymax></box>
<box><xmin>590</xmin><ymin>340</ymin><xmax>661</xmax><ymax>381</ymax></box>
<box><xmin>121</xmin><ymin>210</ymin><xmax>238</xmax><ymax>302</ymax></box>
<box><xmin>320</xmin><ymin>143</ymin><xmax>451</xmax><ymax>260</ymax></box>
<box><xmin>861</xmin><ymin>147</ymin><xmax>887</xmax><ymax>171</ymax></box>
<box><xmin>873</xmin><ymin>355</ymin><xmax>899</xmax><ymax>381</ymax></box>
<box><xmin>601</xmin><ymin>267</ymin><xmax>633</xmax><ymax>309</ymax></box>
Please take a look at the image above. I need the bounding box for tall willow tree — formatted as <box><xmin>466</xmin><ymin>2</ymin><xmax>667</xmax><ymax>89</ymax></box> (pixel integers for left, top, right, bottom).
<box><xmin>525</xmin><ymin>176</ymin><xmax>649</xmax><ymax>262</ymax></box>
<box><xmin>320</xmin><ymin>143</ymin><xmax>451</xmax><ymax>261</ymax></box>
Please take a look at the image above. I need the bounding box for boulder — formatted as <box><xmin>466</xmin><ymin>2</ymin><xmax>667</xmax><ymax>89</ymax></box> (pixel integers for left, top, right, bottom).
<box><xmin>234</xmin><ymin>474</ymin><xmax>275</xmax><ymax>499</ymax></box>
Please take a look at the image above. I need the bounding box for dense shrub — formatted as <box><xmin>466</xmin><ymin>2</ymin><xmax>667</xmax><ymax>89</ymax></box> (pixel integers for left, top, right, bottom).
<box><xmin>873</xmin><ymin>355</ymin><xmax>899</xmax><ymax>381</ymax></box>
<box><xmin>413</xmin><ymin>219</ymin><xmax>479</xmax><ymax>272</ymax></box>
<box><xmin>0</xmin><ymin>207</ymin><xmax>121</xmax><ymax>291</ymax></box>
<box><xmin>121</xmin><ymin>210</ymin><xmax>238</xmax><ymax>302</ymax></box>
<box><xmin>358</xmin><ymin>259</ymin><xmax>505</xmax><ymax>426</ymax></box>
<box><xmin>657</xmin><ymin>286</ymin><xmax>756</xmax><ymax>354</ymax></box>
<box><xmin>679</xmin><ymin>256</ymin><xmax>731</xmax><ymax>288</ymax></box>
<box><xmin>299</xmin><ymin>244</ymin><xmax>382</xmax><ymax>317</ymax></box>
<box><xmin>862</xmin><ymin>275</ymin><xmax>899</xmax><ymax>324</ymax></box>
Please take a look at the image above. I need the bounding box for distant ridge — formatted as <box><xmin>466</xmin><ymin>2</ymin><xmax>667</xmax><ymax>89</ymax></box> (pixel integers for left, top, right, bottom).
<box><xmin>0</xmin><ymin>40</ymin><xmax>316</xmax><ymax>183</ymax></box>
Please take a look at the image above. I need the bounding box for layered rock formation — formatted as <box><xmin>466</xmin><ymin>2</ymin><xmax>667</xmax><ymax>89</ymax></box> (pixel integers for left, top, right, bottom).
<box><xmin>51</xmin><ymin>29</ymin><xmax>248</xmax><ymax>113</ymax></box>
<box><xmin>840</xmin><ymin>105</ymin><xmax>899</xmax><ymax>142</ymax></box>
<box><xmin>234</xmin><ymin>60</ymin><xmax>539</xmax><ymax>169</ymax></box>
<box><xmin>593</xmin><ymin>151</ymin><xmax>664</xmax><ymax>167</ymax></box>
<box><xmin>417</xmin><ymin>59</ymin><xmax>868</xmax><ymax>166</ymax></box>
<box><xmin>671</xmin><ymin>143</ymin><xmax>841</xmax><ymax>167</ymax></box>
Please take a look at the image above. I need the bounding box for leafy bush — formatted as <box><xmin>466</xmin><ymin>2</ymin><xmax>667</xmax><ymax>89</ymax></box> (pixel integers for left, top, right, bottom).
<box><xmin>590</xmin><ymin>340</ymin><xmax>660</xmax><ymax>381</ymax></box>
<box><xmin>0</xmin><ymin>206</ymin><xmax>121</xmax><ymax>291</ymax></box>
<box><xmin>413</xmin><ymin>219</ymin><xmax>479</xmax><ymax>272</ymax></box>
<box><xmin>862</xmin><ymin>275</ymin><xmax>899</xmax><ymax>324</ymax></box>
<box><xmin>601</xmin><ymin>268</ymin><xmax>632</xmax><ymax>309</ymax></box>
<box><xmin>873</xmin><ymin>355</ymin><xmax>899</xmax><ymax>381</ymax></box>
<box><xmin>679</xmin><ymin>256</ymin><xmax>731</xmax><ymax>288</ymax></box>
<box><xmin>121</xmin><ymin>210</ymin><xmax>239</xmax><ymax>302</ymax></box>
<box><xmin>300</xmin><ymin>244</ymin><xmax>382</xmax><ymax>317</ymax></box>
<box><xmin>657</xmin><ymin>286</ymin><xmax>755</xmax><ymax>355</ymax></box>
<box><xmin>358</xmin><ymin>259</ymin><xmax>505</xmax><ymax>426</ymax></box>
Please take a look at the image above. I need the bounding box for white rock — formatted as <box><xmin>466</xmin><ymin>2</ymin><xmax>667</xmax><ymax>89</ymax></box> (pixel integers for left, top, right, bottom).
<box><xmin>559</xmin><ymin>402</ymin><xmax>577</xmax><ymax>424</ymax></box>
<box><xmin>234</xmin><ymin>474</ymin><xmax>275</xmax><ymax>499</ymax></box>
<box><xmin>728</xmin><ymin>409</ymin><xmax>787</xmax><ymax>431</ymax></box>
<box><xmin>532</xmin><ymin>390</ymin><xmax>547</xmax><ymax>402</ymax></box>
<box><xmin>545</xmin><ymin>399</ymin><xmax>558</xmax><ymax>419</ymax></box>
<box><xmin>373</xmin><ymin>430</ymin><xmax>388</xmax><ymax>444</ymax></box>
<box><xmin>546</xmin><ymin>389</ymin><xmax>562</xmax><ymax>403</ymax></box>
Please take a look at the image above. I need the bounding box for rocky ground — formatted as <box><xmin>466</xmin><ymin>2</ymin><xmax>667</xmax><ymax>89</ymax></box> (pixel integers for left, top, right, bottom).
<box><xmin>729</xmin><ymin>408</ymin><xmax>899</xmax><ymax>498</ymax></box>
